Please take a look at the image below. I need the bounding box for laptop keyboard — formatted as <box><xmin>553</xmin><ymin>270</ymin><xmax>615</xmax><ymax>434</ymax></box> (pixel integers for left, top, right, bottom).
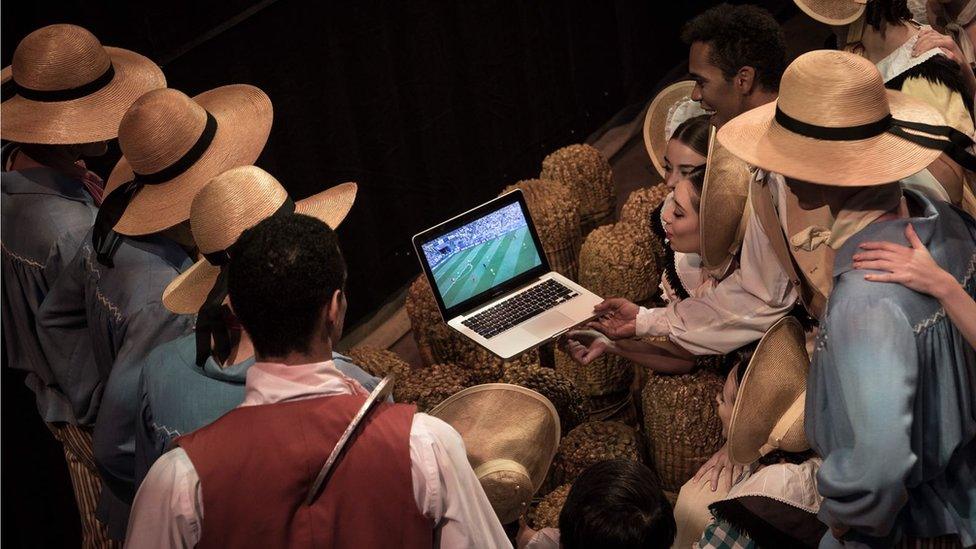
<box><xmin>461</xmin><ymin>279</ymin><xmax>579</xmax><ymax>339</ymax></box>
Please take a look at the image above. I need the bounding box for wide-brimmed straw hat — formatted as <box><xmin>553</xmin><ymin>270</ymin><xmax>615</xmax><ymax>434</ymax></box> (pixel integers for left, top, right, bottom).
<box><xmin>104</xmin><ymin>85</ymin><xmax>273</xmax><ymax>235</ymax></box>
<box><xmin>162</xmin><ymin>166</ymin><xmax>357</xmax><ymax>314</ymax></box>
<box><xmin>728</xmin><ymin>317</ymin><xmax>810</xmax><ymax>466</ymax></box>
<box><xmin>699</xmin><ymin>128</ymin><xmax>752</xmax><ymax>272</ymax></box>
<box><xmin>793</xmin><ymin>0</ymin><xmax>866</xmax><ymax>26</ymax></box>
<box><xmin>717</xmin><ymin>50</ymin><xmax>947</xmax><ymax>187</ymax></box>
<box><xmin>430</xmin><ymin>384</ymin><xmax>560</xmax><ymax>525</ymax></box>
<box><xmin>643</xmin><ymin>80</ymin><xmax>708</xmax><ymax>178</ymax></box>
<box><xmin>1</xmin><ymin>24</ymin><xmax>165</xmax><ymax>144</ymax></box>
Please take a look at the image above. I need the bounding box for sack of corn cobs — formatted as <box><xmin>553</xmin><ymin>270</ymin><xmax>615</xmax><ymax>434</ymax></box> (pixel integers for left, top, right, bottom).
<box><xmin>540</xmin><ymin>144</ymin><xmax>616</xmax><ymax>239</ymax></box>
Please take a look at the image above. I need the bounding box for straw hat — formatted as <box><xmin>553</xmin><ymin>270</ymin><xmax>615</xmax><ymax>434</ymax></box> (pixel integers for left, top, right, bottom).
<box><xmin>717</xmin><ymin>50</ymin><xmax>945</xmax><ymax>187</ymax></box>
<box><xmin>793</xmin><ymin>0</ymin><xmax>866</xmax><ymax>26</ymax></box>
<box><xmin>162</xmin><ymin>166</ymin><xmax>357</xmax><ymax>314</ymax></box>
<box><xmin>104</xmin><ymin>85</ymin><xmax>273</xmax><ymax>235</ymax></box>
<box><xmin>1</xmin><ymin>24</ymin><xmax>165</xmax><ymax>144</ymax></box>
<box><xmin>1</xmin><ymin>67</ymin><xmax>14</xmax><ymax>102</ymax></box>
<box><xmin>430</xmin><ymin>383</ymin><xmax>561</xmax><ymax>524</ymax></box>
<box><xmin>698</xmin><ymin>128</ymin><xmax>752</xmax><ymax>272</ymax></box>
<box><xmin>643</xmin><ymin>80</ymin><xmax>708</xmax><ymax>178</ymax></box>
<box><xmin>727</xmin><ymin>317</ymin><xmax>810</xmax><ymax>466</ymax></box>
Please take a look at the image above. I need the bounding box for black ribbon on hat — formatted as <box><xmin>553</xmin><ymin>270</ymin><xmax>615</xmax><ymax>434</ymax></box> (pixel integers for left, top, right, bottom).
<box><xmin>12</xmin><ymin>63</ymin><xmax>116</xmax><ymax>102</ymax></box>
<box><xmin>195</xmin><ymin>196</ymin><xmax>296</xmax><ymax>366</ymax></box>
<box><xmin>774</xmin><ymin>107</ymin><xmax>976</xmax><ymax>172</ymax></box>
<box><xmin>1</xmin><ymin>77</ymin><xmax>16</xmax><ymax>103</ymax></box>
<box><xmin>92</xmin><ymin>111</ymin><xmax>218</xmax><ymax>267</ymax></box>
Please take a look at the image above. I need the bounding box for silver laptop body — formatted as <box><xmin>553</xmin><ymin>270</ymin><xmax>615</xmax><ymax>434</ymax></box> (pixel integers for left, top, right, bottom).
<box><xmin>412</xmin><ymin>190</ymin><xmax>602</xmax><ymax>359</ymax></box>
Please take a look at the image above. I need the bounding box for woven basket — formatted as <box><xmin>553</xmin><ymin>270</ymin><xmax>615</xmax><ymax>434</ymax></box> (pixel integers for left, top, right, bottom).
<box><xmin>554</xmin><ymin>347</ymin><xmax>632</xmax><ymax>407</ymax></box>
<box><xmin>551</xmin><ymin>421</ymin><xmax>643</xmax><ymax>486</ymax></box>
<box><xmin>345</xmin><ymin>347</ymin><xmax>412</xmax><ymax>379</ymax></box>
<box><xmin>621</xmin><ymin>184</ymin><xmax>670</xmax><ymax>272</ymax></box>
<box><xmin>501</xmin><ymin>364</ymin><xmax>588</xmax><ymax>435</ymax></box>
<box><xmin>641</xmin><ymin>370</ymin><xmax>725</xmax><ymax>492</ymax></box>
<box><xmin>405</xmin><ymin>274</ymin><xmax>542</xmax><ymax>372</ymax></box>
<box><xmin>578</xmin><ymin>221</ymin><xmax>659</xmax><ymax>305</ymax></box>
<box><xmin>501</xmin><ymin>179</ymin><xmax>582</xmax><ymax>280</ymax></box>
<box><xmin>540</xmin><ymin>144</ymin><xmax>616</xmax><ymax>239</ymax></box>
<box><xmin>394</xmin><ymin>363</ymin><xmax>471</xmax><ymax>412</ymax></box>
<box><xmin>527</xmin><ymin>483</ymin><xmax>572</xmax><ymax>530</ymax></box>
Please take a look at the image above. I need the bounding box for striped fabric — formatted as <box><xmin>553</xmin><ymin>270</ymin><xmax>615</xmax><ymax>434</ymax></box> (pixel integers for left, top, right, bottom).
<box><xmin>47</xmin><ymin>423</ymin><xmax>120</xmax><ymax>549</ymax></box>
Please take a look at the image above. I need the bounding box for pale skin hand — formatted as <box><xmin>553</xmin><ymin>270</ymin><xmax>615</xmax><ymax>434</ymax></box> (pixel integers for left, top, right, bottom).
<box><xmin>588</xmin><ymin>297</ymin><xmax>640</xmax><ymax>339</ymax></box>
<box><xmin>692</xmin><ymin>443</ymin><xmax>745</xmax><ymax>492</ymax></box>
<box><xmin>854</xmin><ymin>223</ymin><xmax>976</xmax><ymax>349</ymax></box>
<box><xmin>913</xmin><ymin>27</ymin><xmax>976</xmax><ymax>99</ymax></box>
<box><xmin>563</xmin><ymin>329</ymin><xmax>696</xmax><ymax>374</ymax></box>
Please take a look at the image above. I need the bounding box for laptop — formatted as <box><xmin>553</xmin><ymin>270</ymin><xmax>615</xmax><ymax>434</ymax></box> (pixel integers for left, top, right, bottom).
<box><xmin>412</xmin><ymin>189</ymin><xmax>602</xmax><ymax>359</ymax></box>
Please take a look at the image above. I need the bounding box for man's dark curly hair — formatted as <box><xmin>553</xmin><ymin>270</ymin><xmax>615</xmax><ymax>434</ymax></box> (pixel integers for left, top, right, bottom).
<box><xmin>865</xmin><ymin>0</ymin><xmax>912</xmax><ymax>32</ymax></box>
<box><xmin>681</xmin><ymin>3</ymin><xmax>787</xmax><ymax>92</ymax></box>
<box><xmin>228</xmin><ymin>213</ymin><xmax>346</xmax><ymax>358</ymax></box>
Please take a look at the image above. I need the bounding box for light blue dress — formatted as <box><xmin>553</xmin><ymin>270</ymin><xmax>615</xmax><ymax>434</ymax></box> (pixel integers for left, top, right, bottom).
<box><xmin>807</xmin><ymin>191</ymin><xmax>976</xmax><ymax>548</ymax></box>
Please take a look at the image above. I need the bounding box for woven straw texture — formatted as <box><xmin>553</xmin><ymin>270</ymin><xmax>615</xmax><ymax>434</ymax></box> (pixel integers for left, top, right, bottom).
<box><xmin>2</xmin><ymin>24</ymin><xmax>166</xmax><ymax>144</ymax></box>
<box><xmin>346</xmin><ymin>347</ymin><xmax>413</xmax><ymax>379</ymax></box>
<box><xmin>717</xmin><ymin>50</ymin><xmax>944</xmax><ymax>187</ymax></box>
<box><xmin>578</xmin><ymin>221</ymin><xmax>659</xmax><ymax>304</ymax></box>
<box><xmin>553</xmin><ymin>347</ymin><xmax>632</xmax><ymax>411</ymax></box>
<box><xmin>404</xmin><ymin>275</ymin><xmax>540</xmax><ymax>372</ymax></box>
<box><xmin>551</xmin><ymin>421</ymin><xmax>642</xmax><ymax>486</ymax></box>
<box><xmin>641</xmin><ymin>370</ymin><xmax>725</xmax><ymax>492</ymax></box>
<box><xmin>106</xmin><ymin>85</ymin><xmax>273</xmax><ymax>235</ymax></box>
<box><xmin>527</xmin><ymin>484</ymin><xmax>572</xmax><ymax>530</ymax></box>
<box><xmin>501</xmin><ymin>364</ymin><xmax>587</xmax><ymax>436</ymax></box>
<box><xmin>393</xmin><ymin>363</ymin><xmax>470</xmax><ymax>412</ymax></box>
<box><xmin>621</xmin><ymin>184</ymin><xmax>670</xmax><ymax>278</ymax></box>
<box><xmin>794</xmin><ymin>0</ymin><xmax>865</xmax><ymax>25</ymax></box>
<box><xmin>539</xmin><ymin>144</ymin><xmax>616</xmax><ymax>238</ymax></box>
<box><xmin>501</xmin><ymin>179</ymin><xmax>582</xmax><ymax>280</ymax></box>
<box><xmin>163</xmin><ymin>169</ymin><xmax>356</xmax><ymax>314</ymax></box>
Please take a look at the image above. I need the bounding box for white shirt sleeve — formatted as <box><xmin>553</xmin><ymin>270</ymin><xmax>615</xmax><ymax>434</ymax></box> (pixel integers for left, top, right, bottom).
<box><xmin>634</xmin><ymin>212</ymin><xmax>798</xmax><ymax>355</ymax></box>
<box><xmin>125</xmin><ymin>448</ymin><xmax>202</xmax><ymax>549</ymax></box>
<box><xmin>411</xmin><ymin>413</ymin><xmax>513</xmax><ymax>549</ymax></box>
<box><xmin>126</xmin><ymin>414</ymin><xmax>512</xmax><ymax>549</ymax></box>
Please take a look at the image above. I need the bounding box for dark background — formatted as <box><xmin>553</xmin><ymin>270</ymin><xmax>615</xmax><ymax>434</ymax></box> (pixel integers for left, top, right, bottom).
<box><xmin>2</xmin><ymin>0</ymin><xmax>795</xmax><ymax>545</ymax></box>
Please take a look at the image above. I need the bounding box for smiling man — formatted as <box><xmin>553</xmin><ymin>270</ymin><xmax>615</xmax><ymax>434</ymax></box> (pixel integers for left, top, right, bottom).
<box><xmin>682</xmin><ymin>4</ymin><xmax>786</xmax><ymax>128</ymax></box>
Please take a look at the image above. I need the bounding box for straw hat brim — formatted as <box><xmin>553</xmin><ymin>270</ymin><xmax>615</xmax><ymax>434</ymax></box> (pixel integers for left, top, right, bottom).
<box><xmin>161</xmin><ymin>182</ymin><xmax>357</xmax><ymax>314</ymax></box>
<box><xmin>105</xmin><ymin>84</ymin><xmax>273</xmax><ymax>236</ymax></box>
<box><xmin>430</xmin><ymin>383</ymin><xmax>560</xmax><ymax>493</ymax></box>
<box><xmin>727</xmin><ymin>317</ymin><xmax>809</xmax><ymax>465</ymax></box>
<box><xmin>699</xmin><ymin>130</ymin><xmax>751</xmax><ymax>270</ymax></box>
<box><xmin>1</xmin><ymin>47</ymin><xmax>165</xmax><ymax>145</ymax></box>
<box><xmin>644</xmin><ymin>80</ymin><xmax>705</xmax><ymax>178</ymax></box>
<box><xmin>793</xmin><ymin>0</ymin><xmax>865</xmax><ymax>26</ymax></box>
<box><xmin>717</xmin><ymin>91</ymin><xmax>945</xmax><ymax>186</ymax></box>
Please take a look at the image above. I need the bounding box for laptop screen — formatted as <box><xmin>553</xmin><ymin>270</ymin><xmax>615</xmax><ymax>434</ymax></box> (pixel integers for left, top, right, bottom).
<box><xmin>420</xmin><ymin>201</ymin><xmax>544</xmax><ymax>310</ymax></box>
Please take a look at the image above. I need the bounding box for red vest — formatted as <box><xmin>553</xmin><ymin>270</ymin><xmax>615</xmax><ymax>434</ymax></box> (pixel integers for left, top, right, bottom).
<box><xmin>176</xmin><ymin>395</ymin><xmax>433</xmax><ymax>548</ymax></box>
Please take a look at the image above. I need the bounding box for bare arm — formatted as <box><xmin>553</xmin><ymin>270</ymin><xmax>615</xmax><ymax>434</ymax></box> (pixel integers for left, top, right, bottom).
<box><xmin>563</xmin><ymin>330</ymin><xmax>695</xmax><ymax>374</ymax></box>
<box><xmin>855</xmin><ymin>223</ymin><xmax>976</xmax><ymax>348</ymax></box>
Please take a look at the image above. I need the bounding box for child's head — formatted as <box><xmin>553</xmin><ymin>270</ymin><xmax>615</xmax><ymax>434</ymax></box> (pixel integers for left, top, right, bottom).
<box><xmin>716</xmin><ymin>363</ymin><xmax>743</xmax><ymax>439</ymax></box>
<box><xmin>559</xmin><ymin>459</ymin><xmax>676</xmax><ymax>549</ymax></box>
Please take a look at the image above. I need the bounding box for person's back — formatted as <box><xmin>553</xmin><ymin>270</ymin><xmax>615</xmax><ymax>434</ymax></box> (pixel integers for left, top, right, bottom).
<box><xmin>134</xmin><ymin>331</ymin><xmax>380</xmax><ymax>487</ymax></box>
<box><xmin>127</xmin><ymin>214</ymin><xmax>511</xmax><ymax>548</ymax></box>
<box><xmin>2</xmin><ymin>160</ymin><xmax>96</xmax><ymax>422</ymax></box>
<box><xmin>807</xmin><ymin>190</ymin><xmax>976</xmax><ymax>547</ymax></box>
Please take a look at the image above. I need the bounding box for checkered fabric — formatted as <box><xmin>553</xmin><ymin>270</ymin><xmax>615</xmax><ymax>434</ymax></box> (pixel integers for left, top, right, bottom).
<box><xmin>696</xmin><ymin>520</ymin><xmax>756</xmax><ymax>549</ymax></box>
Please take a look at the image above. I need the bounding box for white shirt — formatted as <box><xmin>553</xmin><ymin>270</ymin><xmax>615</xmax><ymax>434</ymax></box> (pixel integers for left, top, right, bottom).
<box><xmin>635</xmin><ymin>173</ymin><xmax>798</xmax><ymax>355</ymax></box>
<box><xmin>125</xmin><ymin>360</ymin><xmax>512</xmax><ymax>549</ymax></box>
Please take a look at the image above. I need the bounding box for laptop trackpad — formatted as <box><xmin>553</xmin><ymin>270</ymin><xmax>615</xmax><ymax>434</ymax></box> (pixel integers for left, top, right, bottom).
<box><xmin>522</xmin><ymin>312</ymin><xmax>574</xmax><ymax>339</ymax></box>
